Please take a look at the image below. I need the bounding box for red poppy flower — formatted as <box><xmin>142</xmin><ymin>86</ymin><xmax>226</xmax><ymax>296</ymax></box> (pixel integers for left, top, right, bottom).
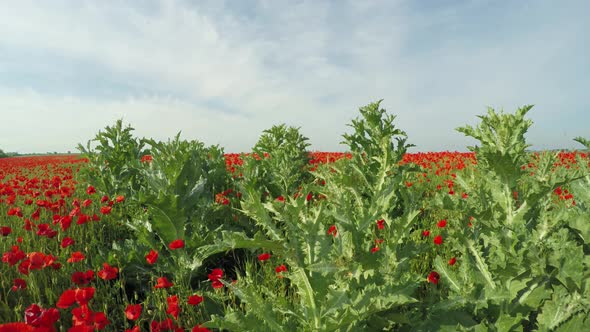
<box><xmin>100</xmin><ymin>195</ymin><xmax>109</xmax><ymax>203</ymax></box>
<box><xmin>141</xmin><ymin>155</ymin><xmax>153</xmax><ymax>163</ymax></box>
<box><xmin>437</xmin><ymin>219</ymin><xmax>447</xmax><ymax>228</ymax></box>
<box><xmin>433</xmin><ymin>235</ymin><xmax>443</xmax><ymax>245</ymax></box>
<box><xmin>125</xmin><ymin>304</ymin><xmax>142</xmax><ymax>321</ymax></box>
<box><xmin>72</xmin><ymin>270</ymin><xmax>95</xmax><ymax>285</ymax></box>
<box><xmin>98</xmin><ymin>262</ymin><xmax>118</xmax><ymax>280</ymax></box>
<box><xmin>208</xmin><ymin>268</ymin><xmax>224</xmax><ymax>289</ymax></box>
<box><xmin>0</xmin><ymin>323</ymin><xmax>35</xmax><ymax>331</ymax></box>
<box><xmin>0</xmin><ymin>226</ymin><xmax>11</xmax><ymax>236</ymax></box>
<box><xmin>154</xmin><ymin>277</ymin><xmax>174</xmax><ymax>289</ymax></box>
<box><xmin>188</xmin><ymin>294</ymin><xmax>204</xmax><ymax>306</ymax></box>
<box><xmin>67</xmin><ymin>252</ymin><xmax>85</xmax><ymax>263</ymax></box>
<box><xmin>327</xmin><ymin>225</ymin><xmax>337</xmax><ymax>237</ymax></box>
<box><xmin>371</xmin><ymin>246</ymin><xmax>380</xmax><ymax>253</ymax></box>
<box><xmin>275</xmin><ymin>195</ymin><xmax>285</xmax><ymax>202</ymax></box>
<box><xmin>12</xmin><ymin>278</ymin><xmax>26</xmax><ymax>291</ymax></box>
<box><xmin>146</xmin><ymin>249</ymin><xmax>158</xmax><ymax>265</ymax></box>
<box><xmin>422</xmin><ymin>230</ymin><xmax>430</xmax><ymax>237</ymax></box>
<box><xmin>100</xmin><ymin>206</ymin><xmax>112</xmax><ymax>215</ymax></box>
<box><xmin>56</xmin><ymin>289</ymin><xmax>77</xmax><ymax>309</ymax></box>
<box><xmin>258</xmin><ymin>253</ymin><xmax>271</xmax><ymax>262</ymax></box>
<box><xmin>125</xmin><ymin>326</ymin><xmax>140</xmax><ymax>332</ymax></box>
<box><xmin>22</xmin><ymin>303</ymin><xmax>59</xmax><ymax>329</ymax></box>
<box><xmin>448</xmin><ymin>257</ymin><xmax>457</xmax><ymax>266</ymax></box>
<box><xmin>61</xmin><ymin>237</ymin><xmax>75</xmax><ymax>248</ymax></box>
<box><xmin>74</xmin><ymin>287</ymin><xmax>96</xmax><ymax>306</ymax></box>
<box><xmin>115</xmin><ymin>195</ymin><xmax>125</xmax><ymax>203</ymax></box>
<box><xmin>427</xmin><ymin>271</ymin><xmax>440</xmax><ymax>284</ymax></box>
<box><xmin>376</xmin><ymin>219</ymin><xmax>385</xmax><ymax>230</ymax></box>
<box><xmin>166</xmin><ymin>295</ymin><xmax>180</xmax><ymax>319</ymax></box>
<box><xmin>86</xmin><ymin>186</ymin><xmax>96</xmax><ymax>195</ymax></box>
<box><xmin>169</xmin><ymin>239</ymin><xmax>185</xmax><ymax>250</ymax></box>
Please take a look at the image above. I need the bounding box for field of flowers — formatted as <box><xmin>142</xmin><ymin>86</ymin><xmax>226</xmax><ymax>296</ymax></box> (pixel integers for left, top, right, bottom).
<box><xmin>1</xmin><ymin>102</ymin><xmax>589</xmax><ymax>331</ymax></box>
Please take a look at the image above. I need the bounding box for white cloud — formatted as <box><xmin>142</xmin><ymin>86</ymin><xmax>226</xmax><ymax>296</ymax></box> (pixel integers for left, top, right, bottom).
<box><xmin>0</xmin><ymin>0</ymin><xmax>588</xmax><ymax>153</ymax></box>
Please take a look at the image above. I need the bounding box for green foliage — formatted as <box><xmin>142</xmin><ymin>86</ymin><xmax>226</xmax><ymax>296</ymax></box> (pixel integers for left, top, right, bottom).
<box><xmin>0</xmin><ymin>148</ymin><xmax>7</xmax><ymax>158</ymax></box>
<box><xmin>241</xmin><ymin>124</ymin><xmax>311</xmax><ymax>198</ymax></box>
<box><xmin>77</xmin><ymin>119</ymin><xmax>147</xmax><ymax>197</ymax></box>
<box><xmin>457</xmin><ymin>105</ymin><xmax>533</xmax><ymax>188</ymax></box>
<box><xmin>419</xmin><ymin>106</ymin><xmax>590</xmax><ymax>330</ymax></box>
<box><xmin>199</xmin><ymin>101</ymin><xmax>424</xmax><ymax>331</ymax></box>
<box><xmin>574</xmin><ymin>137</ymin><xmax>590</xmax><ymax>150</ymax></box>
<box><xmin>342</xmin><ymin>100</ymin><xmax>414</xmax><ymax>184</ymax></box>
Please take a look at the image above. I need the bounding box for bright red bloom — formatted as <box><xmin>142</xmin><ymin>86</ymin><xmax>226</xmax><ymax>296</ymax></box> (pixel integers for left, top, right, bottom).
<box><xmin>427</xmin><ymin>271</ymin><xmax>440</xmax><ymax>284</ymax></box>
<box><xmin>154</xmin><ymin>277</ymin><xmax>174</xmax><ymax>289</ymax></box>
<box><xmin>141</xmin><ymin>155</ymin><xmax>153</xmax><ymax>163</ymax></box>
<box><xmin>99</xmin><ymin>206</ymin><xmax>112</xmax><ymax>215</ymax></box>
<box><xmin>371</xmin><ymin>246</ymin><xmax>380</xmax><ymax>253</ymax></box>
<box><xmin>306</xmin><ymin>192</ymin><xmax>313</xmax><ymax>202</ymax></box>
<box><xmin>36</xmin><ymin>223</ymin><xmax>57</xmax><ymax>238</ymax></box>
<box><xmin>72</xmin><ymin>270</ymin><xmax>95</xmax><ymax>285</ymax></box>
<box><xmin>146</xmin><ymin>249</ymin><xmax>158</xmax><ymax>265</ymax></box>
<box><xmin>422</xmin><ymin>230</ymin><xmax>430</xmax><ymax>237</ymax></box>
<box><xmin>67</xmin><ymin>251</ymin><xmax>86</xmax><ymax>263</ymax></box>
<box><xmin>115</xmin><ymin>195</ymin><xmax>125</xmax><ymax>203</ymax></box>
<box><xmin>97</xmin><ymin>262</ymin><xmax>118</xmax><ymax>280</ymax></box>
<box><xmin>0</xmin><ymin>323</ymin><xmax>35</xmax><ymax>331</ymax></box>
<box><xmin>275</xmin><ymin>264</ymin><xmax>287</xmax><ymax>274</ymax></box>
<box><xmin>86</xmin><ymin>186</ymin><xmax>96</xmax><ymax>195</ymax></box>
<box><xmin>275</xmin><ymin>195</ymin><xmax>285</xmax><ymax>202</ymax></box>
<box><xmin>125</xmin><ymin>304</ymin><xmax>142</xmax><ymax>321</ymax></box>
<box><xmin>376</xmin><ymin>219</ymin><xmax>385</xmax><ymax>230</ymax></box>
<box><xmin>12</xmin><ymin>278</ymin><xmax>26</xmax><ymax>291</ymax></box>
<box><xmin>0</xmin><ymin>226</ymin><xmax>11</xmax><ymax>236</ymax></box>
<box><xmin>208</xmin><ymin>268</ymin><xmax>224</xmax><ymax>289</ymax></box>
<box><xmin>82</xmin><ymin>199</ymin><xmax>93</xmax><ymax>207</ymax></box>
<box><xmin>75</xmin><ymin>287</ymin><xmax>96</xmax><ymax>306</ymax></box>
<box><xmin>258</xmin><ymin>253</ymin><xmax>271</xmax><ymax>262</ymax></box>
<box><xmin>61</xmin><ymin>237</ymin><xmax>75</xmax><ymax>248</ymax></box>
<box><xmin>56</xmin><ymin>289</ymin><xmax>77</xmax><ymax>309</ymax></box>
<box><xmin>188</xmin><ymin>294</ymin><xmax>204</xmax><ymax>306</ymax></box>
<box><xmin>125</xmin><ymin>327</ymin><xmax>140</xmax><ymax>332</ymax></box>
<box><xmin>448</xmin><ymin>257</ymin><xmax>457</xmax><ymax>266</ymax></box>
<box><xmin>166</xmin><ymin>295</ymin><xmax>180</xmax><ymax>319</ymax></box>
<box><xmin>169</xmin><ymin>239</ymin><xmax>185</xmax><ymax>250</ymax></box>
<box><xmin>100</xmin><ymin>195</ymin><xmax>109</xmax><ymax>203</ymax></box>
<box><xmin>433</xmin><ymin>235</ymin><xmax>443</xmax><ymax>245</ymax></box>
<box><xmin>76</xmin><ymin>213</ymin><xmax>90</xmax><ymax>225</ymax></box>
<box><xmin>2</xmin><ymin>245</ymin><xmax>26</xmax><ymax>266</ymax></box>
<box><xmin>437</xmin><ymin>219</ymin><xmax>447</xmax><ymax>228</ymax></box>
<box><xmin>327</xmin><ymin>225</ymin><xmax>337</xmax><ymax>237</ymax></box>
<box><xmin>24</xmin><ymin>303</ymin><xmax>60</xmax><ymax>328</ymax></box>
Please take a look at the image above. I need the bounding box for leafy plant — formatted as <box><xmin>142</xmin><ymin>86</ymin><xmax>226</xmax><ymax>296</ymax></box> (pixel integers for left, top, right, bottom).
<box><xmin>77</xmin><ymin>119</ymin><xmax>147</xmax><ymax>198</ymax></box>
<box><xmin>195</xmin><ymin>101</ymin><xmax>424</xmax><ymax>331</ymax></box>
<box><xmin>574</xmin><ymin>137</ymin><xmax>590</xmax><ymax>150</ymax></box>
<box><xmin>417</xmin><ymin>106</ymin><xmax>590</xmax><ymax>330</ymax></box>
<box><xmin>241</xmin><ymin>124</ymin><xmax>311</xmax><ymax>198</ymax></box>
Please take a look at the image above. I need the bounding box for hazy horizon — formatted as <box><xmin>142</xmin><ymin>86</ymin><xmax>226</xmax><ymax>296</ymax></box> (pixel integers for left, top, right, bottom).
<box><xmin>1</xmin><ymin>1</ymin><xmax>588</xmax><ymax>154</ymax></box>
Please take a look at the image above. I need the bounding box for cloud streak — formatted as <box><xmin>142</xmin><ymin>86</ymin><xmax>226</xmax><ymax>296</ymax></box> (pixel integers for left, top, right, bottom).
<box><xmin>0</xmin><ymin>0</ymin><xmax>588</xmax><ymax>153</ymax></box>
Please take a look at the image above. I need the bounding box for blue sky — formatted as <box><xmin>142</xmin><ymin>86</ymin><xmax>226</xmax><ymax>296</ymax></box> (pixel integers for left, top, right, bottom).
<box><xmin>0</xmin><ymin>0</ymin><xmax>588</xmax><ymax>153</ymax></box>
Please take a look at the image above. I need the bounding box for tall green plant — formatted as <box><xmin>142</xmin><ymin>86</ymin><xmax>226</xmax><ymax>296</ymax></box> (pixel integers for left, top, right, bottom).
<box><xmin>77</xmin><ymin>119</ymin><xmax>147</xmax><ymax>197</ymax></box>
<box><xmin>417</xmin><ymin>106</ymin><xmax>590</xmax><ymax>330</ymax></box>
<box><xmin>197</xmin><ymin>101</ymin><xmax>424</xmax><ymax>331</ymax></box>
<box><xmin>241</xmin><ymin>124</ymin><xmax>311</xmax><ymax>198</ymax></box>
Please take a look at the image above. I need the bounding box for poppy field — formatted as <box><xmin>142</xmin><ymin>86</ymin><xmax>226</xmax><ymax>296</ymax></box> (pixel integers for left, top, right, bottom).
<box><xmin>1</xmin><ymin>102</ymin><xmax>589</xmax><ymax>331</ymax></box>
